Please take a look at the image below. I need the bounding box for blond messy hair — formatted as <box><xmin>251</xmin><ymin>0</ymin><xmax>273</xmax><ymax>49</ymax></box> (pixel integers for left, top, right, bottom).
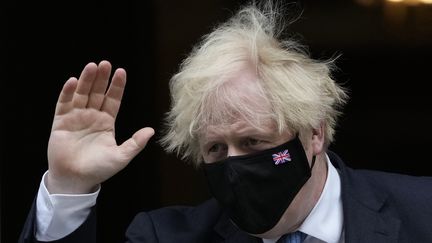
<box><xmin>159</xmin><ymin>1</ymin><xmax>349</xmax><ymax>166</ymax></box>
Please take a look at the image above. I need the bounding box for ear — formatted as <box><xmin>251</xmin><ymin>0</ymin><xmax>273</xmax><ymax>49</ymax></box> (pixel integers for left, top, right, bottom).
<box><xmin>311</xmin><ymin>123</ymin><xmax>325</xmax><ymax>155</ymax></box>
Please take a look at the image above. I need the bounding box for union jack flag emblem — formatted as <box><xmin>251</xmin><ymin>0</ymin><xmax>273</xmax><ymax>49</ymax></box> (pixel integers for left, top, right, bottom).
<box><xmin>272</xmin><ymin>149</ymin><xmax>291</xmax><ymax>165</ymax></box>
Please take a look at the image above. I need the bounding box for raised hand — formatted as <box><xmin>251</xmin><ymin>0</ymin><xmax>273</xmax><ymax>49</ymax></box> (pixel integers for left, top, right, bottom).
<box><xmin>46</xmin><ymin>61</ymin><xmax>154</xmax><ymax>194</ymax></box>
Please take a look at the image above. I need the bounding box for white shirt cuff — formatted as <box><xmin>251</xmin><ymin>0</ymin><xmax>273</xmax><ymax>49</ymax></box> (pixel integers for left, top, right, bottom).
<box><xmin>35</xmin><ymin>171</ymin><xmax>100</xmax><ymax>241</ymax></box>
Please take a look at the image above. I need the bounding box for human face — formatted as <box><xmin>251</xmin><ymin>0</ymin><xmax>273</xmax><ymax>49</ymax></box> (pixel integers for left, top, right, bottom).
<box><xmin>199</xmin><ymin>119</ymin><xmax>325</xmax><ymax>238</ymax></box>
<box><xmin>198</xmin><ymin>68</ymin><xmax>326</xmax><ymax>238</ymax></box>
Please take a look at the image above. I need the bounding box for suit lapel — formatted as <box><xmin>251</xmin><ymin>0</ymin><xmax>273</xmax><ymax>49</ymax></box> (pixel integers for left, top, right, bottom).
<box><xmin>328</xmin><ymin>151</ymin><xmax>401</xmax><ymax>243</ymax></box>
<box><xmin>342</xmin><ymin>195</ymin><xmax>401</xmax><ymax>243</ymax></box>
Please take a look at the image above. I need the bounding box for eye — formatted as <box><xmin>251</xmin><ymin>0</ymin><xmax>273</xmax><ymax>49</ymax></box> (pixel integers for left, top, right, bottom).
<box><xmin>243</xmin><ymin>138</ymin><xmax>269</xmax><ymax>152</ymax></box>
<box><xmin>205</xmin><ymin>143</ymin><xmax>228</xmax><ymax>163</ymax></box>
<box><xmin>208</xmin><ymin>143</ymin><xmax>227</xmax><ymax>154</ymax></box>
<box><xmin>245</xmin><ymin>138</ymin><xmax>263</xmax><ymax>147</ymax></box>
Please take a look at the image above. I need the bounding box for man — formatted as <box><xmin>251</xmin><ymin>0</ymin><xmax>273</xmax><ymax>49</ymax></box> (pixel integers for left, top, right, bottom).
<box><xmin>19</xmin><ymin>2</ymin><xmax>432</xmax><ymax>243</ymax></box>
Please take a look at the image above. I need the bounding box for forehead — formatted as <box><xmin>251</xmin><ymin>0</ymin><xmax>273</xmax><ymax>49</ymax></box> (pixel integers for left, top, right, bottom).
<box><xmin>198</xmin><ymin>118</ymin><xmax>280</xmax><ymax>144</ymax></box>
<box><xmin>205</xmin><ymin>118</ymin><xmax>277</xmax><ymax>134</ymax></box>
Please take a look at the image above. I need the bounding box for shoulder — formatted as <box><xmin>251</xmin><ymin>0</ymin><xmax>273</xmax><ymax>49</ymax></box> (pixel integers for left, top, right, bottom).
<box><xmin>126</xmin><ymin>198</ymin><xmax>223</xmax><ymax>243</ymax></box>
<box><xmin>329</xmin><ymin>150</ymin><xmax>432</xmax><ymax>210</ymax></box>
<box><xmin>328</xmin><ymin>150</ymin><xmax>432</xmax><ymax>193</ymax></box>
<box><xmin>352</xmin><ymin>168</ymin><xmax>432</xmax><ymax>201</ymax></box>
<box><xmin>143</xmin><ymin>197</ymin><xmax>222</xmax><ymax>228</ymax></box>
<box><xmin>340</xmin><ymin>158</ymin><xmax>432</xmax><ymax>196</ymax></box>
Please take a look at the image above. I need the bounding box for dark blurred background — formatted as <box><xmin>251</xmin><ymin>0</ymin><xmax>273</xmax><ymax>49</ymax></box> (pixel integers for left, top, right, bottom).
<box><xmin>2</xmin><ymin>0</ymin><xmax>432</xmax><ymax>242</ymax></box>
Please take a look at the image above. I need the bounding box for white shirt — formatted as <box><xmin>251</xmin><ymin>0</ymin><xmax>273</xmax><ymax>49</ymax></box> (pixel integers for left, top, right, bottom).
<box><xmin>36</xmin><ymin>172</ymin><xmax>99</xmax><ymax>241</ymax></box>
<box><xmin>36</xmin><ymin>154</ymin><xmax>344</xmax><ymax>242</ymax></box>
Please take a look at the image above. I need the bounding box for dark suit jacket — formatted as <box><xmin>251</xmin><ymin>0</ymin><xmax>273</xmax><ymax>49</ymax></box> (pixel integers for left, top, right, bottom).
<box><xmin>19</xmin><ymin>151</ymin><xmax>432</xmax><ymax>243</ymax></box>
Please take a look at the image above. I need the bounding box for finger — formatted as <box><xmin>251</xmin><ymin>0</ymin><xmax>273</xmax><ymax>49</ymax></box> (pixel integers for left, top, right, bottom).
<box><xmin>72</xmin><ymin>62</ymin><xmax>98</xmax><ymax>108</ymax></box>
<box><xmin>100</xmin><ymin>68</ymin><xmax>126</xmax><ymax>118</ymax></box>
<box><xmin>118</xmin><ymin>127</ymin><xmax>155</xmax><ymax>162</ymax></box>
<box><xmin>87</xmin><ymin>60</ymin><xmax>112</xmax><ymax>110</ymax></box>
<box><xmin>55</xmin><ymin>77</ymin><xmax>78</xmax><ymax>116</ymax></box>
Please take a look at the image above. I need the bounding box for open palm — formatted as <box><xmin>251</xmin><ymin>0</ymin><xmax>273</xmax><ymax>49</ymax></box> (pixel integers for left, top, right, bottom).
<box><xmin>46</xmin><ymin>61</ymin><xmax>154</xmax><ymax>194</ymax></box>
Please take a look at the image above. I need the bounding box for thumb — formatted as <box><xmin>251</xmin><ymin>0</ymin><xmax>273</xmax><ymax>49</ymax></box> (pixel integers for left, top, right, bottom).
<box><xmin>118</xmin><ymin>127</ymin><xmax>155</xmax><ymax>161</ymax></box>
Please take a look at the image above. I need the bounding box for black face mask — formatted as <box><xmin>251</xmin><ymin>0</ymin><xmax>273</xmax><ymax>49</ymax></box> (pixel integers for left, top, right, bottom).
<box><xmin>202</xmin><ymin>135</ymin><xmax>315</xmax><ymax>234</ymax></box>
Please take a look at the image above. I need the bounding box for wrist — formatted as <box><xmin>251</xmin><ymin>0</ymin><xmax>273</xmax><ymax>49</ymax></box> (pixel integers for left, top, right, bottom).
<box><xmin>46</xmin><ymin>171</ymin><xmax>98</xmax><ymax>194</ymax></box>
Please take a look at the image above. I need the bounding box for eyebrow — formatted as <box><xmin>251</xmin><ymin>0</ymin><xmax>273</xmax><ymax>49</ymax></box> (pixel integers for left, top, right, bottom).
<box><xmin>200</xmin><ymin>127</ymin><xmax>276</xmax><ymax>146</ymax></box>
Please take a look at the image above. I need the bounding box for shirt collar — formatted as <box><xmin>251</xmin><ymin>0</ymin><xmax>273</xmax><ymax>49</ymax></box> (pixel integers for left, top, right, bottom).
<box><xmin>297</xmin><ymin>153</ymin><xmax>344</xmax><ymax>243</ymax></box>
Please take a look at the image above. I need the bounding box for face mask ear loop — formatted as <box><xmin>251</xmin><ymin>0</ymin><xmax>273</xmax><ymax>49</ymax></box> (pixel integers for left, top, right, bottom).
<box><xmin>310</xmin><ymin>155</ymin><xmax>316</xmax><ymax>170</ymax></box>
